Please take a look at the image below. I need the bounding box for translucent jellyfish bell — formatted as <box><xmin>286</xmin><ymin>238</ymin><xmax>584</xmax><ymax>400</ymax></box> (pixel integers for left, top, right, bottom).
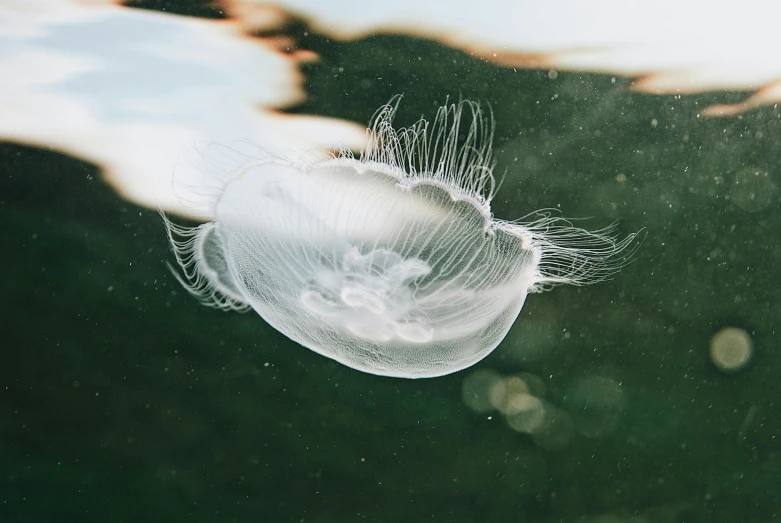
<box><xmin>164</xmin><ymin>100</ymin><xmax>638</xmax><ymax>378</ymax></box>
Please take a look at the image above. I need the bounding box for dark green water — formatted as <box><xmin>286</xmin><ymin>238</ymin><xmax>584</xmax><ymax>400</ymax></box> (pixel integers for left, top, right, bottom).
<box><xmin>2</xmin><ymin>3</ymin><xmax>779</xmax><ymax>523</ymax></box>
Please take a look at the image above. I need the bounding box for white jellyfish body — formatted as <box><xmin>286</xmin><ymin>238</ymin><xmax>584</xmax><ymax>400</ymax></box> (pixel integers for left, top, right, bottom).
<box><xmin>164</xmin><ymin>100</ymin><xmax>637</xmax><ymax>378</ymax></box>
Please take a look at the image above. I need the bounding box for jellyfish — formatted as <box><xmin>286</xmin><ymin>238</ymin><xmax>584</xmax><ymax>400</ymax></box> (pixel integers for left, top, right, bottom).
<box><xmin>163</xmin><ymin>100</ymin><xmax>638</xmax><ymax>378</ymax></box>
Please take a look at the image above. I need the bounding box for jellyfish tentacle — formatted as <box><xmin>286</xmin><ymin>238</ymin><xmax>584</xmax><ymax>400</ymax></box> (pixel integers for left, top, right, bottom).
<box><xmin>161</xmin><ymin>212</ymin><xmax>250</xmax><ymax>311</ymax></box>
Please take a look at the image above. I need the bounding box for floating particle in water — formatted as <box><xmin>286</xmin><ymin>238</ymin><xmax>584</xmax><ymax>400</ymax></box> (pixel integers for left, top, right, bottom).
<box><xmin>730</xmin><ymin>168</ymin><xmax>776</xmax><ymax>213</ymax></box>
<box><xmin>710</xmin><ymin>327</ymin><xmax>753</xmax><ymax>372</ymax></box>
<box><xmin>505</xmin><ymin>397</ymin><xmax>547</xmax><ymax>435</ymax></box>
<box><xmin>164</xmin><ymin>99</ymin><xmax>639</xmax><ymax>378</ymax></box>
<box><xmin>561</xmin><ymin>375</ymin><xmax>626</xmax><ymax>438</ymax></box>
<box><xmin>529</xmin><ymin>404</ymin><xmax>575</xmax><ymax>451</ymax></box>
<box><xmin>462</xmin><ymin>369</ymin><xmax>503</xmax><ymax>413</ymax></box>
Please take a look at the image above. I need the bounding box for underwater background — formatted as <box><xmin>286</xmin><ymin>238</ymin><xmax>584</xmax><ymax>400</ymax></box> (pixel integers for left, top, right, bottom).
<box><xmin>2</xmin><ymin>1</ymin><xmax>779</xmax><ymax>522</ymax></box>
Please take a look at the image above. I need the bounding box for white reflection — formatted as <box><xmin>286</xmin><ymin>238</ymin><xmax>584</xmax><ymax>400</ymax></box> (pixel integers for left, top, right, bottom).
<box><xmin>0</xmin><ymin>0</ymin><xmax>364</xmax><ymax>219</ymax></box>
<box><xmin>234</xmin><ymin>0</ymin><xmax>781</xmax><ymax>115</ymax></box>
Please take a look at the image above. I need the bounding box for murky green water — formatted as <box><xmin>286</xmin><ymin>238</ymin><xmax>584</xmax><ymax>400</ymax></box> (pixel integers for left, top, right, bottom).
<box><xmin>2</xmin><ymin>3</ymin><xmax>779</xmax><ymax>523</ymax></box>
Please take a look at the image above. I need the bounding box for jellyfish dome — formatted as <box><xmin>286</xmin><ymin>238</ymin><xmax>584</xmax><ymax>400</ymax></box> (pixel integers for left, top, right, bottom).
<box><xmin>164</xmin><ymin>100</ymin><xmax>637</xmax><ymax>378</ymax></box>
